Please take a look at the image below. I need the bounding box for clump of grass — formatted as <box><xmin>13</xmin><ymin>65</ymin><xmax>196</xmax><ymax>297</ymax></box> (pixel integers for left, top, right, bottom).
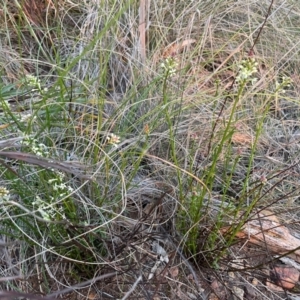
<box><xmin>1</xmin><ymin>0</ymin><xmax>300</xmax><ymax>298</ymax></box>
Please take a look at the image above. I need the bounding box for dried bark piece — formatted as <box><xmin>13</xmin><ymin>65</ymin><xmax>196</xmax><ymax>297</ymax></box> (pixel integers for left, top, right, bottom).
<box><xmin>224</xmin><ymin>210</ymin><xmax>300</xmax><ymax>263</ymax></box>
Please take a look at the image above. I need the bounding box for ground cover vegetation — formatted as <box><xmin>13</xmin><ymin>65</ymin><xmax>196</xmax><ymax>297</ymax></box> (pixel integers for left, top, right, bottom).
<box><xmin>1</xmin><ymin>0</ymin><xmax>300</xmax><ymax>299</ymax></box>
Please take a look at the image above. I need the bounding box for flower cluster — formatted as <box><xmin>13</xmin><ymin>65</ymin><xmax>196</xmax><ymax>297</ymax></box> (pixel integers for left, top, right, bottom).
<box><xmin>0</xmin><ymin>186</ymin><xmax>10</xmax><ymax>203</ymax></box>
<box><xmin>33</xmin><ymin>196</ymin><xmax>54</xmax><ymax>221</ymax></box>
<box><xmin>25</xmin><ymin>74</ymin><xmax>48</xmax><ymax>93</ymax></box>
<box><xmin>48</xmin><ymin>171</ymin><xmax>74</xmax><ymax>197</ymax></box>
<box><xmin>236</xmin><ymin>58</ymin><xmax>258</xmax><ymax>84</ymax></box>
<box><xmin>275</xmin><ymin>76</ymin><xmax>291</xmax><ymax>94</ymax></box>
<box><xmin>20</xmin><ymin>135</ymin><xmax>49</xmax><ymax>157</ymax></box>
<box><xmin>20</xmin><ymin>113</ymin><xmax>37</xmax><ymax>124</ymax></box>
<box><xmin>26</xmin><ymin>74</ymin><xmax>42</xmax><ymax>92</ymax></box>
<box><xmin>106</xmin><ymin>133</ymin><xmax>120</xmax><ymax>147</ymax></box>
<box><xmin>160</xmin><ymin>57</ymin><xmax>178</xmax><ymax>77</ymax></box>
<box><xmin>33</xmin><ymin>172</ymin><xmax>73</xmax><ymax>221</ymax></box>
<box><xmin>32</xmin><ymin>195</ymin><xmax>66</xmax><ymax>221</ymax></box>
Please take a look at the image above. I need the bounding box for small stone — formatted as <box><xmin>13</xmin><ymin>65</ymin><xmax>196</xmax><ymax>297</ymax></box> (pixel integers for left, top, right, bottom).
<box><xmin>270</xmin><ymin>266</ymin><xmax>300</xmax><ymax>289</ymax></box>
<box><xmin>245</xmin><ymin>283</ymin><xmax>259</xmax><ymax>299</ymax></box>
<box><xmin>210</xmin><ymin>279</ymin><xmax>228</xmax><ymax>300</ymax></box>
<box><xmin>232</xmin><ymin>286</ymin><xmax>244</xmax><ymax>300</ymax></box>
<box><xmin>266</xmin><ymin>280</ymin><xmax>284</xmax><ymax>292</ymax></box>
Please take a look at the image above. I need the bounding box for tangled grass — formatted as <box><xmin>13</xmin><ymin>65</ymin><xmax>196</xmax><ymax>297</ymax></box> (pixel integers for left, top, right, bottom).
<box><xmin>0</xmin><ymin>0</ymin><xmax>300</xmax><ymax>299</ymax></box>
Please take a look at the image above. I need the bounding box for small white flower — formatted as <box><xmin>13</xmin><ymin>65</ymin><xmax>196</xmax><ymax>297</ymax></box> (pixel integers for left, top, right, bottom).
<box><xmin>48</xmin><ymin>178</ymin><xmax>57</xmax><ymax>184</ymax></box>
<box><xmin>57</xmin><ymin>171</ymin><xmax>65</xmax><ymax>180</ymax></box>
<box><xmin>2</xmin><ymin>100</ymin><xmax>10</xmax><ymax>109</ymax></box>
<box><xmin>38</xmin><ymin>209</ymin><xmax>51</xmax><ymax>221</ymax></box>
<box><xmin>20</xmin><ymin>114</ymin><xmax>34</xmax><ymax>123</ymax></box>
<box><xmin>275</xmin><ymin>76</ymin><xmax>291</xmax><ymax>93</ymax></box>
<box><xmin>67</xmin><ymin>186</ymin><xmax>74</xmax><ymax>192</ymax></box>
<box><xmin>33</xmin><ymin>196</ymin><xmax>55</xmax><ymax>221</ymax></box>
<box><xmin>54</xmin><ymin>183</ymin><xmax>67</xmax><ymax>191</ymax></box>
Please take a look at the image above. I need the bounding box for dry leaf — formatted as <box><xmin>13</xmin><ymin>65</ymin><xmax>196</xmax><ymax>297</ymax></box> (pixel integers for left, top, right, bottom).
<box><xmin>231</xmin><ymin>132</ymin><xmax>252</xmax><ymax>146</ymax></box>
<box><xmin>168</xmin><ymin>266</ymin><xmax>179</xmax><ymax>278</ymax></box>
<box><xmin>163</xmin><ymin>39</ymin><xmax>196</xmax><ymax>57</ymax></box>
<box><xmin>87</xmin><ymin>291</ymin><xmax>97</xmax><ymax>300</ymax></box>
<box><xmin>0</xmin><ymin>123</ymin><xmax>10</xmax><ymax>130</ymax></box>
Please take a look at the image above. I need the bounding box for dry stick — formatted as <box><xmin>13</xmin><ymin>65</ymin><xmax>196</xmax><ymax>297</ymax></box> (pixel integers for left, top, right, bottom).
<box><xmin>248</xmin><ymin>0</ymin><xmax>275</xmax><ymax>56</ymax></box>
<box><xmin>139</xmin><ymin>0</ymin><xmax>147</xmax><ymax>63</ymax></box>
<box><xmin>45</xmin><ymin>272</ymin><xmax>118</xmax><ymax>298</ymax></box>
<box><xmin>0</xmin><ymin>291</ymin><xmax>50</xmax><ymax>300</ymax></box>
<box><xmin>0</xmin><ymin>151</ymin><xmax>93</xmax><ymax>180</ymax></box>
<box><xmin>0</xmin><ymin>275</ymin><xmax>22</xmax><ymax>282</ymax></box>
<box><xmin>121</xmin><ymin>275</ymin><xmax>143</xmax><ymax>300</ymax></box>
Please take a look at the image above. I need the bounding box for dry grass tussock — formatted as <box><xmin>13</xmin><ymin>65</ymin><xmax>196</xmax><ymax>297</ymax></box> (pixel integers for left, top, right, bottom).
<box><xmin>1</xmin><ymin>0</ymin><xmax>300</xmax><ymax>299</ymax></box>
